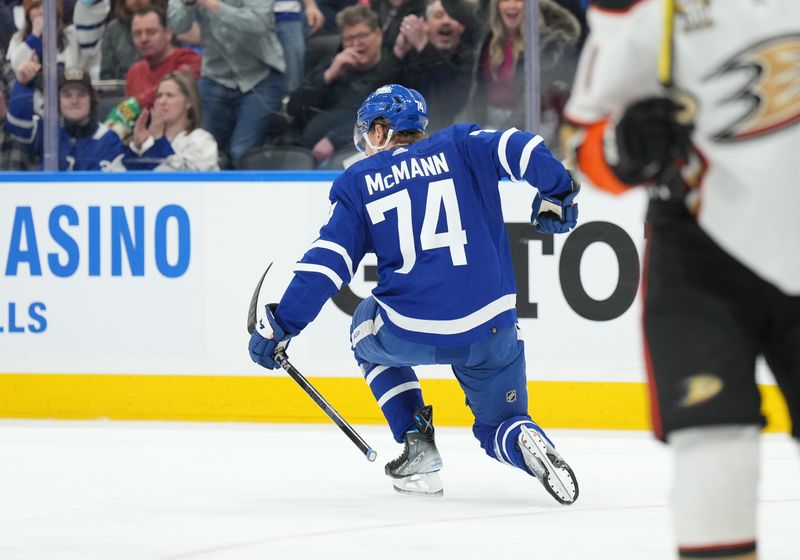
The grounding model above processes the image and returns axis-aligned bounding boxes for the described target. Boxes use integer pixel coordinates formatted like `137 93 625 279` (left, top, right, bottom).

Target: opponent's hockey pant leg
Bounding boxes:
670 425 759 559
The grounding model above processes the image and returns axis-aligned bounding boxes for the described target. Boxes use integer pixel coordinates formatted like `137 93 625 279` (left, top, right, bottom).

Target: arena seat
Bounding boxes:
236 145 316 170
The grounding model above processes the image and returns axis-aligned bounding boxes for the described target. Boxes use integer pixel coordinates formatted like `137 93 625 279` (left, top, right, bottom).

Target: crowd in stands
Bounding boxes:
0 0 586 171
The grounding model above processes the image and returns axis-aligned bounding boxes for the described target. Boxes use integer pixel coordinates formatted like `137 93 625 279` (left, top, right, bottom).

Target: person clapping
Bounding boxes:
122 71 219 170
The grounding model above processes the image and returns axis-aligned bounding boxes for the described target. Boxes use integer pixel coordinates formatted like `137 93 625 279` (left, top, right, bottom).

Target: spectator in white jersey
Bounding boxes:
6 0 107 79
561 1 800 559
249 84 581 503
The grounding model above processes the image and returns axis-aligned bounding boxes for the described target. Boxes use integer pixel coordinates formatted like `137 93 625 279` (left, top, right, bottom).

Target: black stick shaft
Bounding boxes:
275 351 377 462
247 263 376 462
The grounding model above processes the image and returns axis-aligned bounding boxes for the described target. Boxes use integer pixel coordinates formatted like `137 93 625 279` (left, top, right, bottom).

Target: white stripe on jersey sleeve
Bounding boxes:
497 128 521 181
293 263 344 289
519 135 544 179
309 239 354 280
373 293 517 335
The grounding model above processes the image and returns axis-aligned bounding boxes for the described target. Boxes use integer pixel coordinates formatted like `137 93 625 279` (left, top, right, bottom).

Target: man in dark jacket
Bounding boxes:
388 0 475 133
288 4 395 164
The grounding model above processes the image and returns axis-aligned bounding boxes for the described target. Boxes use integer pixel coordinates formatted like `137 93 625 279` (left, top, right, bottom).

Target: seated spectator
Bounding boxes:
168 0 285 169
288 4 394 165
105 5 201 140
6 63 124 170
276 0 325 96
389 0 474 133
100 0 157 80
371 0 425 55
6 0 107 79
122 71 218 170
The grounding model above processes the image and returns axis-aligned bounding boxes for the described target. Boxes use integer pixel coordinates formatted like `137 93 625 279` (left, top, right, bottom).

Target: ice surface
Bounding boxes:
0 421 797 560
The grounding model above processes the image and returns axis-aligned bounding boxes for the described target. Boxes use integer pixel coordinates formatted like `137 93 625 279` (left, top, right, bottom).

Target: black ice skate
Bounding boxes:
385 405 444 497
518 425 579 505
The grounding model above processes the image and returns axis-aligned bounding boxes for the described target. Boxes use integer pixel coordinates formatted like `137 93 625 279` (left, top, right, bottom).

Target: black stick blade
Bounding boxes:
247 262 273 334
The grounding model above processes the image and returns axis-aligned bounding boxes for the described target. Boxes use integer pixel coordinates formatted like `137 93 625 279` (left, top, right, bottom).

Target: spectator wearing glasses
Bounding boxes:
287 4 394 164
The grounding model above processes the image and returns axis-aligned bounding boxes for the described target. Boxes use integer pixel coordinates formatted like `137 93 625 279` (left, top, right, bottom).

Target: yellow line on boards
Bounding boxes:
0 374 790 433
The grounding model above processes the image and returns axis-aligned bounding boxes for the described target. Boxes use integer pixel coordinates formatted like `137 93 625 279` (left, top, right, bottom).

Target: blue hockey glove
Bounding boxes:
248 304 290 370
531 177 580 234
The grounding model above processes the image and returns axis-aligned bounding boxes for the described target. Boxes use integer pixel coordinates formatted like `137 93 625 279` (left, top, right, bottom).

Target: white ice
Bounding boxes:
0 421 797 560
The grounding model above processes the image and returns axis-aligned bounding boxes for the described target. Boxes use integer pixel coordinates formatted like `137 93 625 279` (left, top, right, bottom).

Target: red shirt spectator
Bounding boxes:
125 6 201 108
126 47 201 108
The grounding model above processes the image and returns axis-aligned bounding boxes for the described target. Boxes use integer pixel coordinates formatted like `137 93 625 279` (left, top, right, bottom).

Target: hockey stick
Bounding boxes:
247 264 377 462
658 0 698 125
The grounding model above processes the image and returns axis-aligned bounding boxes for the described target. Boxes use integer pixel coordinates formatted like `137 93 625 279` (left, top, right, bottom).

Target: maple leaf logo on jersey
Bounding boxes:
707 34 800 142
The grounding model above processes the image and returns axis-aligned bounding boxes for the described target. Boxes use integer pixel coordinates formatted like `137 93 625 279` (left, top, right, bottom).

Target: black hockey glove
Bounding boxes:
611 96 694 185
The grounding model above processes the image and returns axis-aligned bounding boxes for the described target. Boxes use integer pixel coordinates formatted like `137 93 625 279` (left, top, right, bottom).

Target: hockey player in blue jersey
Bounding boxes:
249 84 580 504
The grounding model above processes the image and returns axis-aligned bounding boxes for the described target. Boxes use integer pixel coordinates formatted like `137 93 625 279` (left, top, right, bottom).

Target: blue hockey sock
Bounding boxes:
362 364 423 442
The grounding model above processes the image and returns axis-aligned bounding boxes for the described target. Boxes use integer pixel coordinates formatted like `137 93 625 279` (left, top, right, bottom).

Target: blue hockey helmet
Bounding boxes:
353 84 429 153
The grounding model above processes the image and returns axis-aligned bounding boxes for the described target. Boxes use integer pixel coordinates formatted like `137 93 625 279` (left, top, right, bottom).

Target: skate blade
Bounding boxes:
519 426 579 505
391 472 444 497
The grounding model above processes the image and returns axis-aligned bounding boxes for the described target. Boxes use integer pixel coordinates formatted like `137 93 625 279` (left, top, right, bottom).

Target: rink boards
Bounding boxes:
0 172 789 431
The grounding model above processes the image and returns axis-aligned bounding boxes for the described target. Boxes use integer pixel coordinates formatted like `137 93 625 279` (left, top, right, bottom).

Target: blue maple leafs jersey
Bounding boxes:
276 123 572 347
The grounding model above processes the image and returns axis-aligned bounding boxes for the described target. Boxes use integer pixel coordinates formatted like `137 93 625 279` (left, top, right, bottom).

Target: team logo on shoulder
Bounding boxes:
679 374 723 407
706 34 800 141
676 0 712 31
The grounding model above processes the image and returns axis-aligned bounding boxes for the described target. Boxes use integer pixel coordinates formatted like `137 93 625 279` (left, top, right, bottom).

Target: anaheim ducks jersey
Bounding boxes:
563 0 800 294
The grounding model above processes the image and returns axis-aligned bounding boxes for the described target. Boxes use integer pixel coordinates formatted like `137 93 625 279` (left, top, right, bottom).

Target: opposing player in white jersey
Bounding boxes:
248 84 580 503
562 1 800 558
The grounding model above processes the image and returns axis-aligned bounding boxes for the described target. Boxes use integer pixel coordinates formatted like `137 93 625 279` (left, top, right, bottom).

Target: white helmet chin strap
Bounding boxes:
364 128 395 152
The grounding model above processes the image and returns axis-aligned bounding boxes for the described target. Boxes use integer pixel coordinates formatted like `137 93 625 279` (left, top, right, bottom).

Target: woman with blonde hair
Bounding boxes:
467 0 580 138
123 71 219 170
